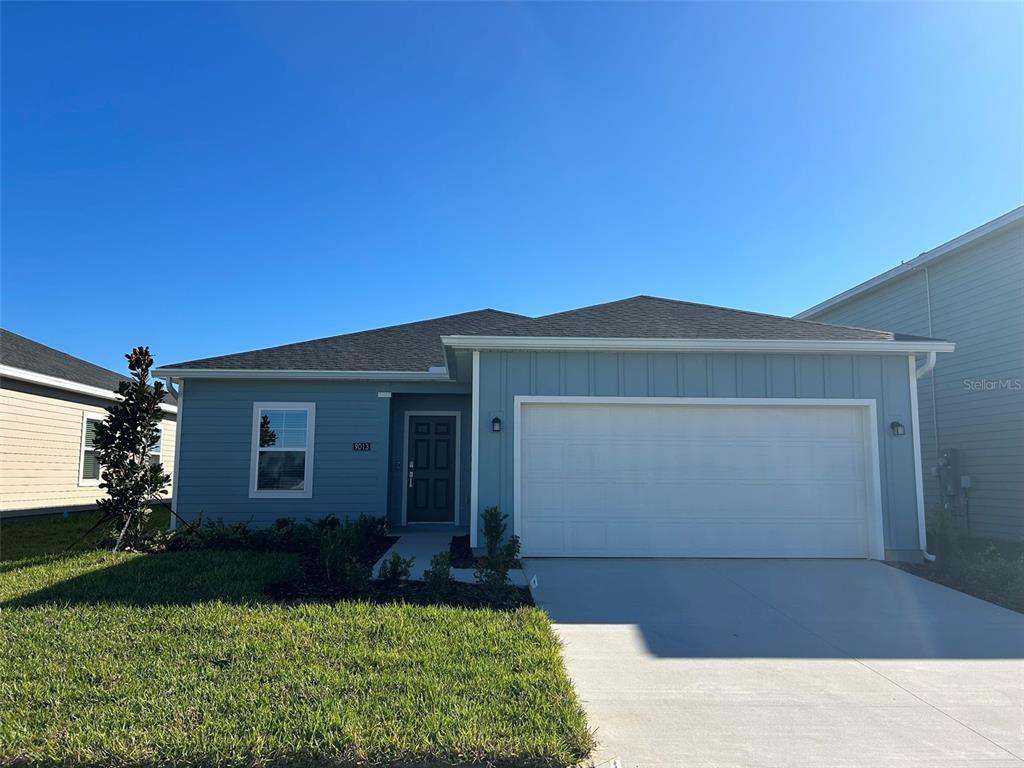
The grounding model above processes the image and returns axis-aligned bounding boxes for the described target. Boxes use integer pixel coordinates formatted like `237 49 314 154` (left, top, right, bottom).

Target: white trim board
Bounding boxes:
511 395 886 560
1 364 178 414
797 205 1024 318
400 411 461 526
470 350 481 549
441 336 954 354
248 402 316 499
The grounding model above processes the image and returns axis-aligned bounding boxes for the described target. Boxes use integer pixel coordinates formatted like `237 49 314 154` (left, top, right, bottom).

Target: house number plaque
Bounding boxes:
352 442 372 451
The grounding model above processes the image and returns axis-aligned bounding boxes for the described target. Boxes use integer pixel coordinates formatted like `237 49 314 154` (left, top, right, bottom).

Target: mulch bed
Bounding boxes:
449 534 477 568
264 534 532 610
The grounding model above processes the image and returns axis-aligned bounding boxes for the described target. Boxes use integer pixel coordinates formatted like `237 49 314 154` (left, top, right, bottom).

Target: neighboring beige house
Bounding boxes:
0 329 177 519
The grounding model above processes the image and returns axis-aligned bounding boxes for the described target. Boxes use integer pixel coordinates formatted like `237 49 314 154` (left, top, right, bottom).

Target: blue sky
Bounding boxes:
2 2 1021 373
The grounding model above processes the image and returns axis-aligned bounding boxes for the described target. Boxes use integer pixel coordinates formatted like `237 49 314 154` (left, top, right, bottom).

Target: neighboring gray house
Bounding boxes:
798 207 1023 541
155 296 953 562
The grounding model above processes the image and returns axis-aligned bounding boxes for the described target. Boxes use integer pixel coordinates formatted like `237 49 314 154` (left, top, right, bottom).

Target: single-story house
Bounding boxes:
155 296 954 561
798 207 1023 540
0 329 178 519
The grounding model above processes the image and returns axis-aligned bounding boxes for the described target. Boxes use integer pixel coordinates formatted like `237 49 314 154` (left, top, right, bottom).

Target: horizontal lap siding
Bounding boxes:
478 350 920 552
176 379 390 524
808 222 1024 539
0 380 176 518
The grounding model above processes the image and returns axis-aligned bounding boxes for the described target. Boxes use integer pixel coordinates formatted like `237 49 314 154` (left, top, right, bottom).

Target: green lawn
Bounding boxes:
0 506 171 562
0 518 593 767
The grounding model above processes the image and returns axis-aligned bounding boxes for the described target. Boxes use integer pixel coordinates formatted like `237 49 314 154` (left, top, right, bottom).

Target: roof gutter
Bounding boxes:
0 364 178 414
151 367 452 381
440 336 955 354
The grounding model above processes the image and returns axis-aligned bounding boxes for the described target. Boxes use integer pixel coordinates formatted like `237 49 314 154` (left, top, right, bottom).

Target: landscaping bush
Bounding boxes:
893 508 1024 614
475 507 521 594
424 550 453 597
378 551 415 585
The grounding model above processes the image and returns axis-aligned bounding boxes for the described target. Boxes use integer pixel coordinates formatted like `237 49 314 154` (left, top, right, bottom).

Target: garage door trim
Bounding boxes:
512 396 885 559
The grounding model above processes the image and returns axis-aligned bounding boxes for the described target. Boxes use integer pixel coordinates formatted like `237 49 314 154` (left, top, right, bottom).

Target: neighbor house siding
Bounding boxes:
174 378 470 525
476 350 922 554
0 378 177 518
807 222 1024 540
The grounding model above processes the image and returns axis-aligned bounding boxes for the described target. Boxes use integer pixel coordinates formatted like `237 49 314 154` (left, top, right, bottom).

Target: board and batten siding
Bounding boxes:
476 350 923 555
806 221 1024 540
174 378 471 525
0 379 176 518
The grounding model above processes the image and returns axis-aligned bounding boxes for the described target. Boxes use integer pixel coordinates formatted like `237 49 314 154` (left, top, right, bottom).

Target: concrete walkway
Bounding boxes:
526 558 1024 768
374 531 527 585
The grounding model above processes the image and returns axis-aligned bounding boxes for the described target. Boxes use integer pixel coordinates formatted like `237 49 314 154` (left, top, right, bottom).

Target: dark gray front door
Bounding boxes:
406 414 456 523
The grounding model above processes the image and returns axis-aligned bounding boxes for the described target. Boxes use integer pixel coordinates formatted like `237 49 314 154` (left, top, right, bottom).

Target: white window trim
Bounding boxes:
249 402 316 499
79 411 106 487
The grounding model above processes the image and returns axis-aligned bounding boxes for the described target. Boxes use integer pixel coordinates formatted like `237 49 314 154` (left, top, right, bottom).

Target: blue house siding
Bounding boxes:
386 393 472 528
176 378 469 525
476 350 922 554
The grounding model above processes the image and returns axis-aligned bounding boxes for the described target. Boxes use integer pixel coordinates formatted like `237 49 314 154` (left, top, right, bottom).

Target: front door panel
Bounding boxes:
406 415 456 523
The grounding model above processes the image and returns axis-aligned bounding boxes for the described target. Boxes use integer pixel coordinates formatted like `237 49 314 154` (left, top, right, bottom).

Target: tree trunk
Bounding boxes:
113 515 132 552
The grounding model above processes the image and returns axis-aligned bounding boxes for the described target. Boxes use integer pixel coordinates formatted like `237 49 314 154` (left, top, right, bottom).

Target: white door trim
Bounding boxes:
401 410 462 526
512 395 886 560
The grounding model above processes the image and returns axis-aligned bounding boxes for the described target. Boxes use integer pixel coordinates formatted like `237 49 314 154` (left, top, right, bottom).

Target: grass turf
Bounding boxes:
0 506 172 562
0 520 592 767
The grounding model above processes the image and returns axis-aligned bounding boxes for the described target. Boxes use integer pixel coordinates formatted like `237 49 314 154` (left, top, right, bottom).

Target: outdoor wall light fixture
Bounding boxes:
491 416 502 433
890 421 906 436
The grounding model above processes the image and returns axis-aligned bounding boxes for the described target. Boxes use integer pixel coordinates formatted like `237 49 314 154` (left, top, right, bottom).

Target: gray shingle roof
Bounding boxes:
480 296 937 342
161 309 528 371
160 297 943 373
0 329 176 403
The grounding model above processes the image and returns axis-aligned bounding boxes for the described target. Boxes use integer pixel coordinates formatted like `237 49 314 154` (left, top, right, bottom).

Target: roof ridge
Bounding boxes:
630 295 906 338
158 308 529 370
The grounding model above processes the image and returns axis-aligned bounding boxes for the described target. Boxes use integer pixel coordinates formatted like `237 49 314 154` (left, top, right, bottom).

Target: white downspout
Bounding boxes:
909 355 936 561
916 350 937 380
164 377 183 531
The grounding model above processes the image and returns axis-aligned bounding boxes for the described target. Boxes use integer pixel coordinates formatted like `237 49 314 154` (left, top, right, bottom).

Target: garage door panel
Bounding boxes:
526 439 865 482
519 401 875 558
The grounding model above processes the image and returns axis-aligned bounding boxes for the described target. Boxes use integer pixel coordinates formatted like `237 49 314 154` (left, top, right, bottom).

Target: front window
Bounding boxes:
250 403 315 497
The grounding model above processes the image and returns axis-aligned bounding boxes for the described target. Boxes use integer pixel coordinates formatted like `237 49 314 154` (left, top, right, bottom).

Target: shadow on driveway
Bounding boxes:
525 558 1024 659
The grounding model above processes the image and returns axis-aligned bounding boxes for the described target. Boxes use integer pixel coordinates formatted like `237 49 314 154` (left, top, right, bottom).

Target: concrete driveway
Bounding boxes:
525 559 1024 768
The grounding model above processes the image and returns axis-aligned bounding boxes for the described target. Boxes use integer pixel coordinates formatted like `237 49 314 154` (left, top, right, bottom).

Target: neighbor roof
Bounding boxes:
159 309 527 372
156 297 948 376
0 329 176 404
796 205 1024 319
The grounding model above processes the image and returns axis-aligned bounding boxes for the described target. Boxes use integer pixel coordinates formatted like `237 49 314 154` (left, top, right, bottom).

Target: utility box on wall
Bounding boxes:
938 448 961 499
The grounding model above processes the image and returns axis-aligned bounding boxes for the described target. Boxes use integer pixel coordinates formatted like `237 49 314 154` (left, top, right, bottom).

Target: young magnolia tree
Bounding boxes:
93 347 170 551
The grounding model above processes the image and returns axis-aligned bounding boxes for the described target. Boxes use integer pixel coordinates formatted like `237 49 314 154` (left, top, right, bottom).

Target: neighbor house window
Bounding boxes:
79 413 105 485
150 428 162 469
249 403 315 498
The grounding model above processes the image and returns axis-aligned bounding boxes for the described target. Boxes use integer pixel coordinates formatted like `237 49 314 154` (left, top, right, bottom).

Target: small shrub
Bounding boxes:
319 527 371 591
378 551 415 585
475 507 521 592
424 551 453 596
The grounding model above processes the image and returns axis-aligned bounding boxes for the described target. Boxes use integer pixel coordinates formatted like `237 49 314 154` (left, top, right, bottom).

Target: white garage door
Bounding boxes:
517 399 882 559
